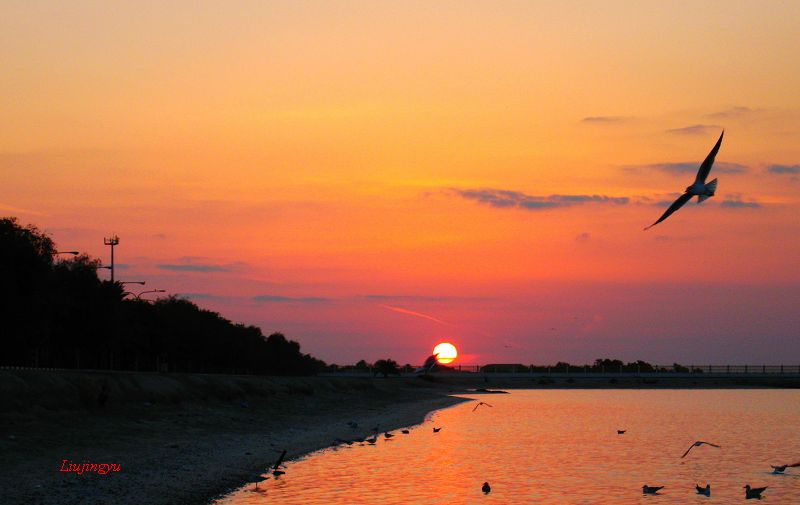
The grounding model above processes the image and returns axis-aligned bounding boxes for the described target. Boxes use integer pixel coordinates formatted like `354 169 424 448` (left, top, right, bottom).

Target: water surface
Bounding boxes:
215 390 800 504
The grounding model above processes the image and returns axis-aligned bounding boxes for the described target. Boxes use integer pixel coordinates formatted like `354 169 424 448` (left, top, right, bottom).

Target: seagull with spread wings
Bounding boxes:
472 401 493 412
681 440 721 458
644 131 724 230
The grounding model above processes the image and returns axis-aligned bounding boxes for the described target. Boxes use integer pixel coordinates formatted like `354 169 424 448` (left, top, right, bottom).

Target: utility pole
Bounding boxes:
103 235 119 282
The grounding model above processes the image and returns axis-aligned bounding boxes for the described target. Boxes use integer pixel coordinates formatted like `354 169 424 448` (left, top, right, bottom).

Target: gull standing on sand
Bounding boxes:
472 402 493 412
681 440 721 458
272 449 287 477
642 485 664 494
644 131 724 230
696 484 711 496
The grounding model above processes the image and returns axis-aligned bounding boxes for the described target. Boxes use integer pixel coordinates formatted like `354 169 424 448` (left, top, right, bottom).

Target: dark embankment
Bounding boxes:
0 370 467 505
418 372 800 389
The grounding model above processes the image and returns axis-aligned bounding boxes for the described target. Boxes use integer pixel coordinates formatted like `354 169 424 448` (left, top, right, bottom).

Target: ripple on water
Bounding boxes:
214 390 800 505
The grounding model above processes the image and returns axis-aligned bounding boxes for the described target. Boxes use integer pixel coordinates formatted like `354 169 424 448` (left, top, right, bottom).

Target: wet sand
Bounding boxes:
0 371 467 505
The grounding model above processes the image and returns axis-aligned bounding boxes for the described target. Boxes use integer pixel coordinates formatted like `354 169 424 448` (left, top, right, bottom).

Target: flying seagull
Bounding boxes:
644 130 724 230
770 462 800 473
681 440 721 458
472 401 493 412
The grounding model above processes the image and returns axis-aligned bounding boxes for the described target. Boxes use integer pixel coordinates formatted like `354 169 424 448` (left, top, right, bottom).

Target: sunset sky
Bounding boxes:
2 1 799 365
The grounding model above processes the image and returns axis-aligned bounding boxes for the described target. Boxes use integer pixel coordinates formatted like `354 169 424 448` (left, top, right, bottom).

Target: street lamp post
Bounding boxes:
135 289 166 301
103 235 119 282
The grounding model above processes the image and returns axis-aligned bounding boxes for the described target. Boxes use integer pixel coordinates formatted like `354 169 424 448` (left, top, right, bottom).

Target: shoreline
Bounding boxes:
0 371 469 505
2 369 797 504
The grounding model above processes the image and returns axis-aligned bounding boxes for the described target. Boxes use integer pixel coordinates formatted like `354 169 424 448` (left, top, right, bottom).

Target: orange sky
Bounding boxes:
2 1 799 364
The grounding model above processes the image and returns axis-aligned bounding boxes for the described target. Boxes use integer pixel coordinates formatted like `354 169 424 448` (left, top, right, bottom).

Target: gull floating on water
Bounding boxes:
401 429 410 434
482 482 491 494
771 462 800 473
642 485 664 494
644 130 724 230
696 484 711 496
433 427 442 433
681 440 721 458
617 430 626 435
744 484 767 499
384 432 394 439
472 402 493 412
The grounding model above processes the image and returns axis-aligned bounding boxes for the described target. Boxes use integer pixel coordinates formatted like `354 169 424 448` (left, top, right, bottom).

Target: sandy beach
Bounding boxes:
0 371 467 505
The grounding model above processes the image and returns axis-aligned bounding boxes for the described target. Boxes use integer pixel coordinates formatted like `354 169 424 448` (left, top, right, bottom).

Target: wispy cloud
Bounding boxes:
720 195 762 209
654 234 707 242
158 263 230 272
378 304 452 325
364 294 494 302
451 188 628 210
581 116 630 124
156 257 246 273
179 292 229 301
253 295 330 303
0 201 46 216
705 106 753 119
666 124 721 135
766 164 800 174
629 161 747 175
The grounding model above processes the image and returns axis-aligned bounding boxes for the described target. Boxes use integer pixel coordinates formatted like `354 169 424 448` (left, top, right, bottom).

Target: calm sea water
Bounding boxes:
214 390 800 504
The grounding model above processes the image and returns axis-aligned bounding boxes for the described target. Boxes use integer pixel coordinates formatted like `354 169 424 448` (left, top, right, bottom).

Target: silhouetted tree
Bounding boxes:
0 216 326 375
373 359 400 378
1 217 56 365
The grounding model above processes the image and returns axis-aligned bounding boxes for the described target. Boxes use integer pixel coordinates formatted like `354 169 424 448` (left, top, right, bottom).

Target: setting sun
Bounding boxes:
433 343 458 364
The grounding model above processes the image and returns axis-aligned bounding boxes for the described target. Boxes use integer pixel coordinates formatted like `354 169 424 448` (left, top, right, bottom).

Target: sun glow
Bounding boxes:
433 342 458 364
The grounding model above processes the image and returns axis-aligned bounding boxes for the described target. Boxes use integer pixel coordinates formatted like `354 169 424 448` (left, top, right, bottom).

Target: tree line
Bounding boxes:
1 217 326 375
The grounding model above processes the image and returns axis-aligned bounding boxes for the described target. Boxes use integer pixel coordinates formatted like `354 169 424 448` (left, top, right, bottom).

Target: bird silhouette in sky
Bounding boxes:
681 440 721 458
644 131 724 230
